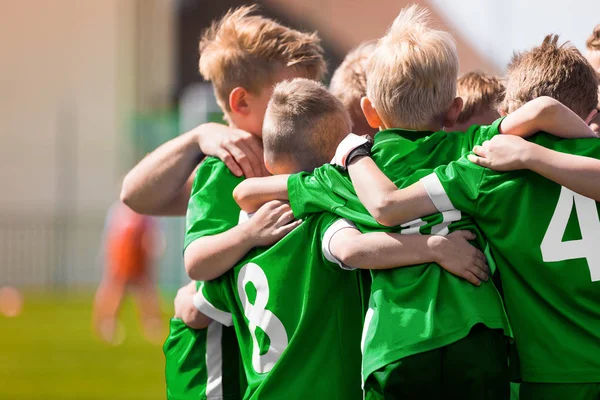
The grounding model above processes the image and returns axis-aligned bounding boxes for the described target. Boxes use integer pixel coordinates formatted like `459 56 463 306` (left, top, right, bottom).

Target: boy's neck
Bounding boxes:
382 122 443 132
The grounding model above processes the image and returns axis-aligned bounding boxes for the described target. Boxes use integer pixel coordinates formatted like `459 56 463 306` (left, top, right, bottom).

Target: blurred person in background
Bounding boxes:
586 24 600 134
454 71 505 132
92 201 163 344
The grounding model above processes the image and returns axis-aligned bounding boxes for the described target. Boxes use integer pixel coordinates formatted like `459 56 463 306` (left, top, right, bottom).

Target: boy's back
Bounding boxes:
288 121 512 382
194 212 365 400
429 133 600 383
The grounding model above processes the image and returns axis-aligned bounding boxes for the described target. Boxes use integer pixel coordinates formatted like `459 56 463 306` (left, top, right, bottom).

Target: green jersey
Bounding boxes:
425 133 600 383
173 157 246 398
185 157 244 251
287 120 512 380
163 317 245 399
192 213 366 400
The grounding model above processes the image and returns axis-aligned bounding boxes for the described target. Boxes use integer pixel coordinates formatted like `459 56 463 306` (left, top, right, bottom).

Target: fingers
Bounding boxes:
275 219 303 238
467 154 491 168
472 144 488 158
276 210 296 227
242 136 267 177
223 141 256 178
452 230 476 241
216 149 243 177
470 260 489 282
463 271 481 287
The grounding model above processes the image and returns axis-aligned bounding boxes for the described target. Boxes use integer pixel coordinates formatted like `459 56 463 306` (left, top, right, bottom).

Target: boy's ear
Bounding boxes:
585 108 599 125
498 108 508 117
229 87 251 116
264 159 274 175
442 97 463 128
361 97 384 129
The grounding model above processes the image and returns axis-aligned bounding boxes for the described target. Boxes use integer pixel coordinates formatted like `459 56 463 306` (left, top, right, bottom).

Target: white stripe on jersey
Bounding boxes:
205 322 224 399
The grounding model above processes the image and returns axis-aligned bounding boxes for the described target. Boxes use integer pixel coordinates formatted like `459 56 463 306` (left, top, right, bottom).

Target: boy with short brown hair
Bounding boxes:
329 41 378 136
455 71 504 131
164 6 327 400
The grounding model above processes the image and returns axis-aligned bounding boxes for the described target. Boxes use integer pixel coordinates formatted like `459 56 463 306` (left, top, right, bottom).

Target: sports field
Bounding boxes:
0 291 173 400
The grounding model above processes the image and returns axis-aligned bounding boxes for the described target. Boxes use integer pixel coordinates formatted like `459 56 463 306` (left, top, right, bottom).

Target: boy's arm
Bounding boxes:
499 96 596 139
347 156 436 226
326 222 489 286
121 123 266 216
174 281 212 329
233 175 290 212
469 134 600 201
184 200 301 280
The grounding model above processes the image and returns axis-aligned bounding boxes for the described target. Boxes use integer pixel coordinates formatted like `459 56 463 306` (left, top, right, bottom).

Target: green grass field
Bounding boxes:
0 290 174 400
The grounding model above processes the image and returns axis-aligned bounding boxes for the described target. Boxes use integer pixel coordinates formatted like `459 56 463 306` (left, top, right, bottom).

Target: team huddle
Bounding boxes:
121 5 600 400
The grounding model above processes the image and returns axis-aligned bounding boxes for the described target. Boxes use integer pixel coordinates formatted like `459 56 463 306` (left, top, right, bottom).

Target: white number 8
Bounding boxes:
541 187 600 281
238 263 288 373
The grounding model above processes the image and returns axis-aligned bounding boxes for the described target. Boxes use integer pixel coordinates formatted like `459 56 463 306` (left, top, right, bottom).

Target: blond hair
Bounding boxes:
263 78 351 171
330 41 376 131
586 24 600 51
199 5 326 112
366 5 458 129
504 35 599 118
456 71 505 124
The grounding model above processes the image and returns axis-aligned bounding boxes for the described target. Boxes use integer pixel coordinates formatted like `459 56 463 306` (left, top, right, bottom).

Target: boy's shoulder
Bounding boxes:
193 156 244 190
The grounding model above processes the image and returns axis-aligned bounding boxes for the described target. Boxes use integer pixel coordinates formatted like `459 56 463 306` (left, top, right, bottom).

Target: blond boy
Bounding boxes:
454 71 504 131
329 41 378 136
162 6 326 400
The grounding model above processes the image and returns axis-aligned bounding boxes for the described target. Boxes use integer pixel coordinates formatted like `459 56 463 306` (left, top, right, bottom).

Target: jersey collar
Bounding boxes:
374 128 434 144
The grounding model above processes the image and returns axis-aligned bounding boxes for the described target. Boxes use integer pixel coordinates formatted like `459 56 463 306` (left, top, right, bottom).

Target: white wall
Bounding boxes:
429 0 598 70
0 0 137 219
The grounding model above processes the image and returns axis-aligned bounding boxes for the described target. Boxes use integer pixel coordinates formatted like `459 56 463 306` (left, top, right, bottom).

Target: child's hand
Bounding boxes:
195 123 269 178
468 135 532 171
174 281 210 329
430 231 489 286
243 200 302 247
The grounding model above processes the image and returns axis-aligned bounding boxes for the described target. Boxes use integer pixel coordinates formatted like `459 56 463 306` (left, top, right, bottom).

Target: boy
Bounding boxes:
342 35 600 400
234 9 595 400
161 6 327 400
191 78 490 399
454 71 504 131
329 41 378 136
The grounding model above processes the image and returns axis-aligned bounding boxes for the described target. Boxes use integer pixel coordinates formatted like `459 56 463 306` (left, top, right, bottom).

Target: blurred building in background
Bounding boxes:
1 0 597 290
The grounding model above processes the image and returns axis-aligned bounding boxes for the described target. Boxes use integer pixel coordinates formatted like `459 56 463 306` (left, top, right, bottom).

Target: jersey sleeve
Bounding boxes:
287 166 349 219
287 165 380 227
321 218 359 271
184 158 244 250
463 116 505 150
193 280 233 327
420 156 486 216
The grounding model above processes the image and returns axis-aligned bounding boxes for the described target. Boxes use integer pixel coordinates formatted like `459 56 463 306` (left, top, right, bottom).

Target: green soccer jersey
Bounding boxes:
163 317 245 399
175 156 247 398
424 133 600 383
287 120 512 380
192 213 366 400
185 157 244 251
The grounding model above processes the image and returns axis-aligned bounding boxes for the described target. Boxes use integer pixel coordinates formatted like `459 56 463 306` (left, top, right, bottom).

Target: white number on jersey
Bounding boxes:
541 187 600 282
237 263 288 373
401 210 462 236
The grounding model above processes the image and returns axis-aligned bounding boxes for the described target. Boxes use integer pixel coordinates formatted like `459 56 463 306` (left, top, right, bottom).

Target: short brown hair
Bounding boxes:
199 5 326 112
504 35 599 118
456 71 505 124
329 41 376 130
263 79 351 172
586 24 600 51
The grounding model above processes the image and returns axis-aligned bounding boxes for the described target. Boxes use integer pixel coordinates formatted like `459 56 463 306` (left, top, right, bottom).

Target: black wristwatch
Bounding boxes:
346 140 373 166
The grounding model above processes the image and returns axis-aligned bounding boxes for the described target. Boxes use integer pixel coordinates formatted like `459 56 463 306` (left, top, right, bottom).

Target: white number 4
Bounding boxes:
541 187 600 281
